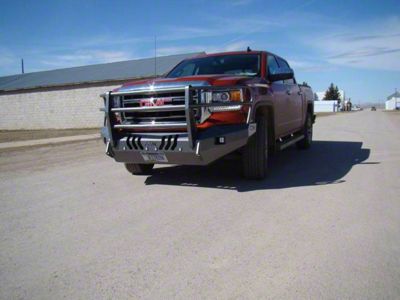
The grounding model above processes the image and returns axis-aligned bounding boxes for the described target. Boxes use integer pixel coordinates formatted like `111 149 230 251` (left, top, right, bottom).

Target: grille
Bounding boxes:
120 90 199 125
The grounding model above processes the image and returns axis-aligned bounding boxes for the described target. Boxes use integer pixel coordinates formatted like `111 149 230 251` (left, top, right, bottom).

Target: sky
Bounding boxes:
0 0 399 103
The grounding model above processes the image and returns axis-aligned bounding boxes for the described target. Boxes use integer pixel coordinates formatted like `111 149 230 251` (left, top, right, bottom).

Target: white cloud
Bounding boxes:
224 41 251 52
158 16 280 42
156 40 252 57
288 59 334 72
40 50 134 68
310 16 400 71
230 0 253 6
156 46 206 57
0 48 17 68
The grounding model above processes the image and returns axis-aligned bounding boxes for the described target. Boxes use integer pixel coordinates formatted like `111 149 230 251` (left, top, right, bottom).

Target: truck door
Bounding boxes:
266 55 290 137
276 57 303 131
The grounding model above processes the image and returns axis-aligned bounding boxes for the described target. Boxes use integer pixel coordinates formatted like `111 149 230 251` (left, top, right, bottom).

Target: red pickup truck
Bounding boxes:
101 50 315 179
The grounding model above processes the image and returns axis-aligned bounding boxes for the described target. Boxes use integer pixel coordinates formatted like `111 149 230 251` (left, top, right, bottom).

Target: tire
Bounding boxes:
124 163 154 175
296 113 313 149
242 117 268 179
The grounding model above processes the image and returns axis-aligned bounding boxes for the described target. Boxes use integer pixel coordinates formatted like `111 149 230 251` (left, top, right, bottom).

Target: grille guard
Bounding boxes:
101 85 252 149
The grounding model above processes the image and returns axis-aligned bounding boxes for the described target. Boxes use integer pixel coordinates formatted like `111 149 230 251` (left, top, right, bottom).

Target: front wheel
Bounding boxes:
296 113 313 149
242 117 268 179
125 163 154 175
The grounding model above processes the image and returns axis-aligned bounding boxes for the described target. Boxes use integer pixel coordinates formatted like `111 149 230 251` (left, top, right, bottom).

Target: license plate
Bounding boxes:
141 152 168 163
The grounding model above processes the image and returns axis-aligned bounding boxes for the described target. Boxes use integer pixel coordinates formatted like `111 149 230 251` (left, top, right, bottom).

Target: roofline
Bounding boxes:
0 52 204 79
0 52 205 93
179 50 286 62
0 75 158 95
183 50 265 59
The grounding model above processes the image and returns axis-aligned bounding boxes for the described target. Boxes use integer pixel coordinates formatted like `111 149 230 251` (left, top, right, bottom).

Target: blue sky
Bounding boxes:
1 0 399 103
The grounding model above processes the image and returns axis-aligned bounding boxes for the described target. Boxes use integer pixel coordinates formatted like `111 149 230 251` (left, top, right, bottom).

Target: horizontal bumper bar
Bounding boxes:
114 123 187 129
110 86 187 96
189 102 251 108
111 105 185 113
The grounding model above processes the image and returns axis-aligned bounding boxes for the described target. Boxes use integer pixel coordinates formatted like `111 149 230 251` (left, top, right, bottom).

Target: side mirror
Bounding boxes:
268 68 294 82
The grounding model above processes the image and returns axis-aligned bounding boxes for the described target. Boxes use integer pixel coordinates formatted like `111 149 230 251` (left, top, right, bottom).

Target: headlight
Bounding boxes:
203 90 243 104
212 92 230 102
202 89 243 113
111 96 121 108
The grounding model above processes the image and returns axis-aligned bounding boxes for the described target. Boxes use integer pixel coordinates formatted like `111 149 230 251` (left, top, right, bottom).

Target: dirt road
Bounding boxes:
1 111 399 299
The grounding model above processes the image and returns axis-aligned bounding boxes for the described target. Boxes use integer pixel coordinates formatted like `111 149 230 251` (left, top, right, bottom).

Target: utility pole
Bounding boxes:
21 58 24 74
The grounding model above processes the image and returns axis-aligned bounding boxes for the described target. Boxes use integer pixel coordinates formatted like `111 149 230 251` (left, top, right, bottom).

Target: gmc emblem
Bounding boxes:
140 97 172 107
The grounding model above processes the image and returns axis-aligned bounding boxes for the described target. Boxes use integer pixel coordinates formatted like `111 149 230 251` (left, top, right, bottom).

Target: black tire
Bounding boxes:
242 117 268 179
296 113 313 149
125 163 154 175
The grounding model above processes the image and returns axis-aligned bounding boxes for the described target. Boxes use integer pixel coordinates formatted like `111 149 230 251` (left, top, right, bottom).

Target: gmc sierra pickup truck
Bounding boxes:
100 50 314 179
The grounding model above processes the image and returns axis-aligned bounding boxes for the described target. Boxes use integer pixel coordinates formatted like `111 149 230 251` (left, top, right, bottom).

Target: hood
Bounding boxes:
115 75 253 92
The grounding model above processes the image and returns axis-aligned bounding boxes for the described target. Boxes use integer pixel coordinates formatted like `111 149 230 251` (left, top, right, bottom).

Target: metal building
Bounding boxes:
0 52 202 129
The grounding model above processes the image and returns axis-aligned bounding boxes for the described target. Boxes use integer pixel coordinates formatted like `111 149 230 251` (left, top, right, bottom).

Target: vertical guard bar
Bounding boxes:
184 86 195 148
105 91 115 146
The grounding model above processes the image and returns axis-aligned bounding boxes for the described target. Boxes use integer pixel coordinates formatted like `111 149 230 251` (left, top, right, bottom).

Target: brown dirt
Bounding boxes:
0 128 100 143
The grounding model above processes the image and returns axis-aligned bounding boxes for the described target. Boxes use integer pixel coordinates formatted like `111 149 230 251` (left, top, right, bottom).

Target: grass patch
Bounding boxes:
315 112 337 117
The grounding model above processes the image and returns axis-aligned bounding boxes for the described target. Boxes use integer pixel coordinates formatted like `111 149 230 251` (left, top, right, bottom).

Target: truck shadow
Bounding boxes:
144 141 373 192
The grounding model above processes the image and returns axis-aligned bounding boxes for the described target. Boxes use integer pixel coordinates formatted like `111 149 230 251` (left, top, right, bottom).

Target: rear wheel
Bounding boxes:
242 117 268 179
296 113 313 149
125 163 154 175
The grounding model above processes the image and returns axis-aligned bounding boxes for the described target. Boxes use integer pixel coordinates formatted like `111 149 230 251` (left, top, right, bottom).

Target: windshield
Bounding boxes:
166 54 260 78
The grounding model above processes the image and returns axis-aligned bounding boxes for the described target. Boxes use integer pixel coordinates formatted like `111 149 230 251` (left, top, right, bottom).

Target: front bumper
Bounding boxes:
105 124 256 165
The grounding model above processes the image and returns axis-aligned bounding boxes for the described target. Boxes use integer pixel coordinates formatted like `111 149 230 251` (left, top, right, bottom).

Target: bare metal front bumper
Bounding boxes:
108 124 256 165
101 85 255 166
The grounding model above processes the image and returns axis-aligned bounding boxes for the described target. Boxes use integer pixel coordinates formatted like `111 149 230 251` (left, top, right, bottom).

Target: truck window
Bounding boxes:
167 54 260 78
276 57 295 84
267 55 280 75
276 57 290 69
174 63 196 77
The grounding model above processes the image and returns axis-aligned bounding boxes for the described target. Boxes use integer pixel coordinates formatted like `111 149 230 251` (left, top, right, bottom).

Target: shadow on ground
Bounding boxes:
144 141 374 192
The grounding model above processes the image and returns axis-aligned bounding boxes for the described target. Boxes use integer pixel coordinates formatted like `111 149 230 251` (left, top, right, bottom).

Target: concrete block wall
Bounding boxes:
0 84 120 129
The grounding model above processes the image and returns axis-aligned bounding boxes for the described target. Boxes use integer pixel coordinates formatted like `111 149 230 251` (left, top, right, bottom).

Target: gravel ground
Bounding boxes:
0 111 399 299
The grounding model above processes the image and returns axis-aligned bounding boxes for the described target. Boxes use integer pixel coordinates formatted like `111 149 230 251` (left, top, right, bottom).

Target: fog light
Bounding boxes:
215 136 225 145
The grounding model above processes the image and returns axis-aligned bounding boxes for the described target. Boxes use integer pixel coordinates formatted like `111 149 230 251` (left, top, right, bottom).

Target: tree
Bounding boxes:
323 83 341 102
314 93 319 101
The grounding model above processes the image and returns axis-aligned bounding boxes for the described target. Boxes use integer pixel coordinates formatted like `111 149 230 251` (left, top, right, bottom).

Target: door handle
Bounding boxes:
298 91 303 95
286 90 291 95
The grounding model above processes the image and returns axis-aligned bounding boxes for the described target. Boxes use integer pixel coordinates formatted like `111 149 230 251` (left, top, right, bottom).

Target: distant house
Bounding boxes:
316 89 346 111
385 91 400 110
314 100 339 113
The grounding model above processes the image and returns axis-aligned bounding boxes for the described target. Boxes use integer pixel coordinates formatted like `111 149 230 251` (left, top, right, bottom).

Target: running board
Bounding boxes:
277 134 304 150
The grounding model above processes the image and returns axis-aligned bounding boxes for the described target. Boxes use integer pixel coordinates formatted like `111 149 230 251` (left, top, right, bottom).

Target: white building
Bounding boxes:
385 91 400 110
314 100 339 113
